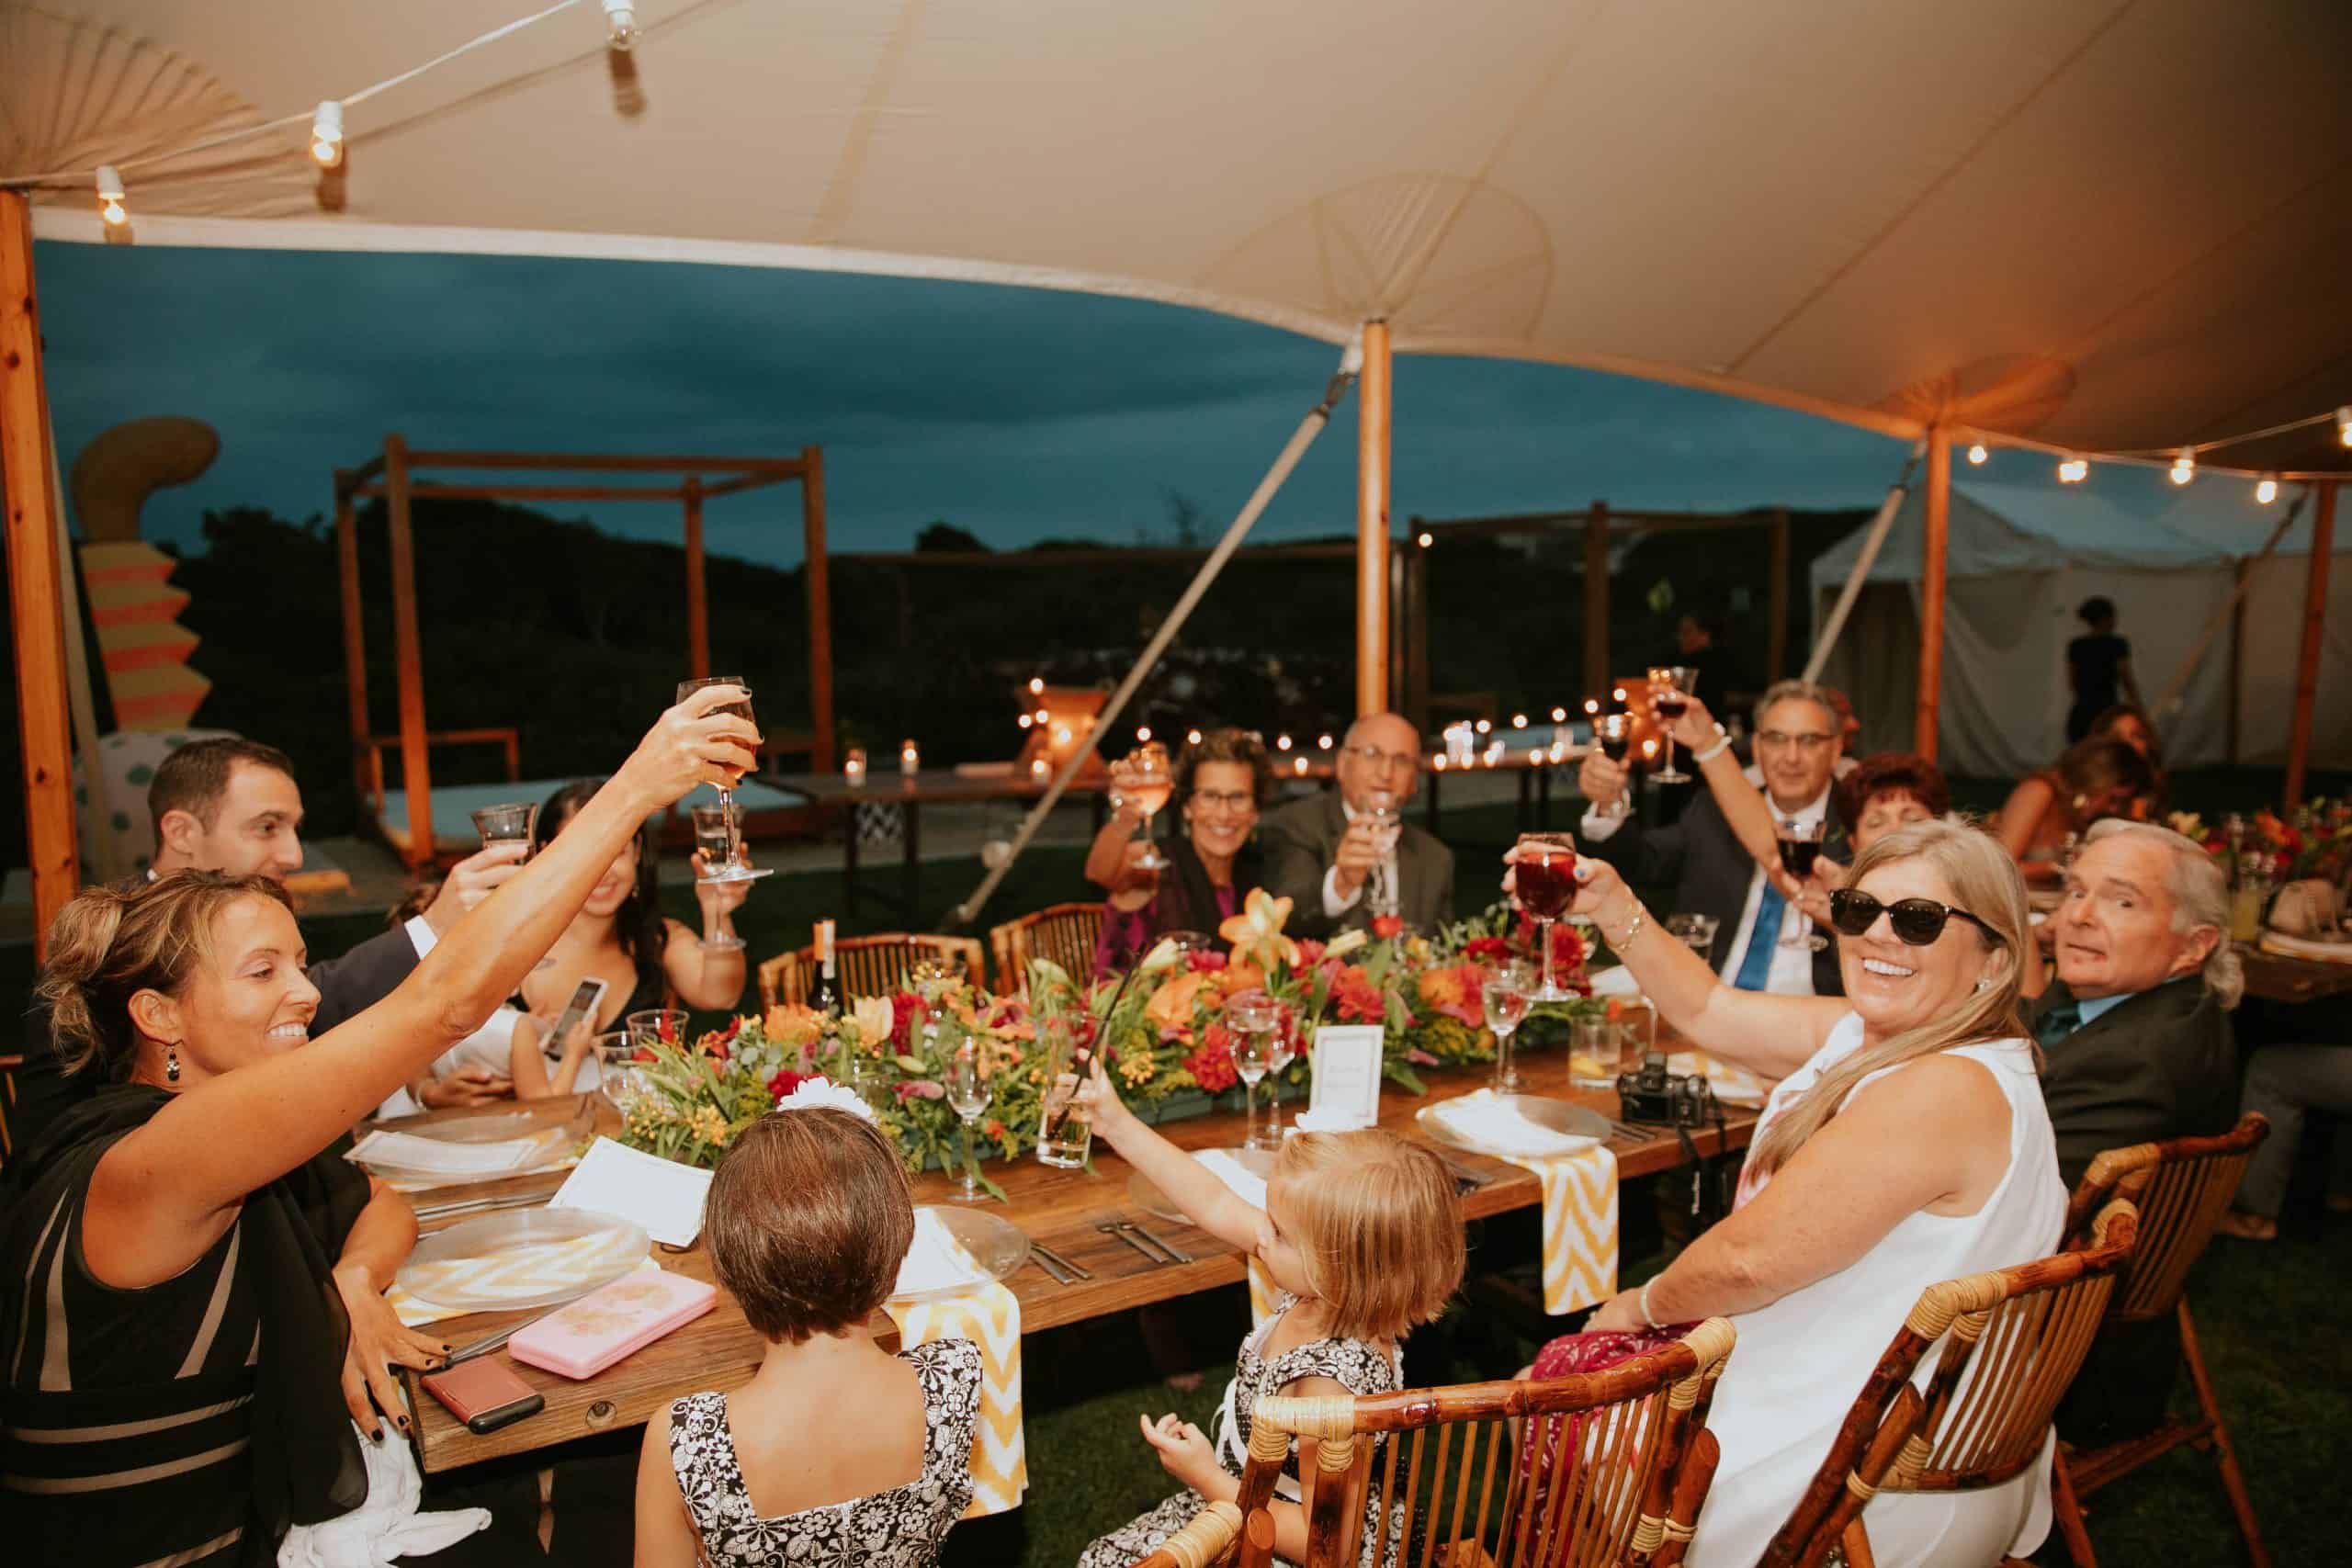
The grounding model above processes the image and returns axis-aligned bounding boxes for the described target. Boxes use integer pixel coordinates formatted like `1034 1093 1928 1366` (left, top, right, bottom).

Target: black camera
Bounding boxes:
1614 1054 1716 1127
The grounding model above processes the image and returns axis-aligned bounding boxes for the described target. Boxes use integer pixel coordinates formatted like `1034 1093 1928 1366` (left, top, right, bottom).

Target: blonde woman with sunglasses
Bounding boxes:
1503 818 2064 1567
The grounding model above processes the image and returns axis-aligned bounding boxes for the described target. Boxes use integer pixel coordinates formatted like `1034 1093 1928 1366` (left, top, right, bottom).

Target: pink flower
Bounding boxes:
895 1079 946 1101
1407 1048 1440 1066
1185 950 1229 973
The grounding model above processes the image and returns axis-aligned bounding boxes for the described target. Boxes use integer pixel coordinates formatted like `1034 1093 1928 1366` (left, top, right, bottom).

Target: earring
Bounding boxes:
164 1044 182 1083
1974 977 1991 993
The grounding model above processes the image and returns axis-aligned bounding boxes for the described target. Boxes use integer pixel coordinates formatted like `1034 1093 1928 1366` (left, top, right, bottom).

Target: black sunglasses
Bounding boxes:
1827 888 2001 947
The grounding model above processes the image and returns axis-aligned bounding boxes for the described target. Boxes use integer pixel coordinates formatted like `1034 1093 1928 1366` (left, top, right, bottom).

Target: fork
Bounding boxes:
1029 1241 1091 1281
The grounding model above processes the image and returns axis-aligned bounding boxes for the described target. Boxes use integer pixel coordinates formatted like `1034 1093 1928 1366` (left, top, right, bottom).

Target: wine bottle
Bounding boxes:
810 919 841 1015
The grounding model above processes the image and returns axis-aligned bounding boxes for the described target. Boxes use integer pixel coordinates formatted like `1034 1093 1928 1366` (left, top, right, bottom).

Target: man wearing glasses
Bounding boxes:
1578 679 1848 996
1261 713 1455 938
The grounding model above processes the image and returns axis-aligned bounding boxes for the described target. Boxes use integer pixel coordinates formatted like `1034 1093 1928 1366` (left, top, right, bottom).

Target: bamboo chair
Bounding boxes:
1126 1500 1244 1568
756 932 987 1010
2050 1114 2270 1567
1758 1201 2140 1568
989 901 1106 995
1231 1318 1736 1568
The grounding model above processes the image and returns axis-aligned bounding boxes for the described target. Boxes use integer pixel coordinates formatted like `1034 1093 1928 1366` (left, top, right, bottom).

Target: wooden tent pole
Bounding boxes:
1 190 79 951
800 446 835 773
683 477 709 681
1913 429 1951 761
384 434 434 870
335 478 370 804
1584 501 1611 699
1355 321 1392 716
1768 506 1791 681
2285 479 2337 808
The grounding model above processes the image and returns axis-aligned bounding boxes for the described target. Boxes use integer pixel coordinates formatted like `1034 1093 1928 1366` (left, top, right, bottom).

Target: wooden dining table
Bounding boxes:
390 1039 1755 1475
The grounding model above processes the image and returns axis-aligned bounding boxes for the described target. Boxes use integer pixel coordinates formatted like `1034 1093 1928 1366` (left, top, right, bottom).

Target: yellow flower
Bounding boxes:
1118 1049 1157 1088
1219 887 1300 971
852 995 895 1043
763 1004 823 1050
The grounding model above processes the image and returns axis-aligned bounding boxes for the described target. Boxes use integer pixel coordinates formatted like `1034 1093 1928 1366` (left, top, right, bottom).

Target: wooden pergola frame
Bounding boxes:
331 438 831 870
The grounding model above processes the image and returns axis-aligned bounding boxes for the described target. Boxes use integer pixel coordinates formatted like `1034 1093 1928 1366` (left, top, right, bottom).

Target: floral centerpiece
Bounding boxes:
2172 802 2352 886
615 888 1609 1177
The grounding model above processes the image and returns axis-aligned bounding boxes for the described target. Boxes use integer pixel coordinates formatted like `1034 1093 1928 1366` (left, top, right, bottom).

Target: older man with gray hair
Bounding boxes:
2032 818 2240 1190
2034 817 2241 1447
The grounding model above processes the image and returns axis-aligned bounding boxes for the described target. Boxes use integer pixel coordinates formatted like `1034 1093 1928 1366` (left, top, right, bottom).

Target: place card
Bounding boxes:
549 1137 713 1247
1304 1025 1383 1131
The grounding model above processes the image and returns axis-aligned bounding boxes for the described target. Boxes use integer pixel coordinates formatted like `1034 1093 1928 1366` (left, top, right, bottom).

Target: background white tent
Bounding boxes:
1810 480 2352 777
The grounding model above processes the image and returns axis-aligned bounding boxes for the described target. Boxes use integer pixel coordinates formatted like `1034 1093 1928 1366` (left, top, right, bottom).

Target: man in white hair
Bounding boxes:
2033 818 2241 1189
2032 817 2240 1447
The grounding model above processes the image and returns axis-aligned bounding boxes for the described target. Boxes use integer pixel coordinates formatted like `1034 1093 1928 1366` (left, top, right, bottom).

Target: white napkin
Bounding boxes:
1195 1149 1269 1211
346 1129 547 1179
276 1420 490 1568
1429 1089 1596 1159
1288 1105 1374 1134
894 1210 984 1296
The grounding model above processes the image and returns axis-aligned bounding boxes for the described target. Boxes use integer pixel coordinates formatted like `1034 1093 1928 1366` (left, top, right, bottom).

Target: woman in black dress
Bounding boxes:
0 690 752 1566
2066 596 2143 742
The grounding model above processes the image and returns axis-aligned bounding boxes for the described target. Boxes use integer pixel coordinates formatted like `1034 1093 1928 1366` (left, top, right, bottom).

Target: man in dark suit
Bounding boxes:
1577 680 1847 996
1261 712 1454 937
2033 818 2239 1444
13 738 518 1149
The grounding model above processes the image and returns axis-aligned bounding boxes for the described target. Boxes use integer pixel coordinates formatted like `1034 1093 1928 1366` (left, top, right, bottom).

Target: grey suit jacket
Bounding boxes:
2032 977 2238 1190
1259 791 1455 939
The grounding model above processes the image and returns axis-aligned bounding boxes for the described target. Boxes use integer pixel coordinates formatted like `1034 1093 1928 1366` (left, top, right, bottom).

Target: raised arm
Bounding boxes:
1512 852 1841 1081
88 689 755 1276
1076 1055 1267 1253
664 914 747 1011
1668 696 1785 877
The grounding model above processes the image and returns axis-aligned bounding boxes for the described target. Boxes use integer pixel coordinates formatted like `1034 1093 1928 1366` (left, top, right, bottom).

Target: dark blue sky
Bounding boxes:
32 241 1941 565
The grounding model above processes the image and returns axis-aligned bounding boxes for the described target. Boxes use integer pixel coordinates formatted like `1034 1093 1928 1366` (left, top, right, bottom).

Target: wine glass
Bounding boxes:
471 802 555 968
689 804 750 951
1478 960 1533 1093
1226 992 1282 1152
1665 913 1721 967
1594 712 1635 821
675 676 769 885
1261 999 1298 1141
1514 832 1580 1001
1647 667 1698 784
1123 741 1174 871
1364 788 1403 919
943 1046 992 1203
1776 818 1827 951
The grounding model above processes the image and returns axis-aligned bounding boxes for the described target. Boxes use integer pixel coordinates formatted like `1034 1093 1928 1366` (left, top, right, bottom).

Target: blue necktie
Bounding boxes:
1731 877 1786 991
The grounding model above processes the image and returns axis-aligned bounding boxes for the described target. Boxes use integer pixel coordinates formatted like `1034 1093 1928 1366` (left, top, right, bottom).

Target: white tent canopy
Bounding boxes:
7 0 2352 472
1810 480 2352 777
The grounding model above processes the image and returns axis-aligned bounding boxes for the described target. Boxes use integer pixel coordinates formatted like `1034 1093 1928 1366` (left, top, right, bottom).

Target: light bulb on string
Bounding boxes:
2169 449 2195 487
1510 713 1527 728
95 165 127 228
2057 455 2088 485
1550 706 1567 723
1136 727 1151 744
310 101 345 167
1416 532 1433 548
600 0 639 50
1317 734 1333 750
1966 443 1989 466
1186 728 1203 746
2256 475 2279 505
1275 734 1293 751
2338 406 2351 448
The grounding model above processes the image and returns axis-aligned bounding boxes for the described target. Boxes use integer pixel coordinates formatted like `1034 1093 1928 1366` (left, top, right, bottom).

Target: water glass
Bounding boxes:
626 1008 691 1055
1478 961 1533 1093
1034 1017 1094 1169
943 1048 992 1202
1571 1018 1623 1089
1226 992 1283 1151
1262 1011 1298 1140
1665 912 1721 967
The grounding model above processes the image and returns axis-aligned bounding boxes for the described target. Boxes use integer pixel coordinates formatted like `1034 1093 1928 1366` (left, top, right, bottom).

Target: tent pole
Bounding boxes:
1801 454 1918 684
1913 430 1951 761
800 446 835 773
1 190 79 953
1355 321 1392 716
335 477 369 807
1584 501 1611 698
384 433 434 871
683 477 708 681
1768 507 1791 681
2285 479 2338 808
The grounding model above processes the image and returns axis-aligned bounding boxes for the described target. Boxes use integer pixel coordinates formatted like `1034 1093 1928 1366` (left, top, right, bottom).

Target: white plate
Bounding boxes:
889 1206 1030 1303
396 1207 650 1313
1128 1146 1273 1225
1416 1094 1610 1158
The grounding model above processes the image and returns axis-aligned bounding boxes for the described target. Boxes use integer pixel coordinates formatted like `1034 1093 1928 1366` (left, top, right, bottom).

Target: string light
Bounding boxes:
1431 754 1448 772
1475 718 1491 735
1016 713 1034 729
95 166 126 227
2168 448 2195 487
2057 456 2088 484
309 102 345 167
2256 475 2279 505
1416 532 1433 548
1186 728 1203 745
1966 443 1989 465
1317 734 1334 750
1551 706 1567 723
1027 677 1044 694
2339 407 2352 448
1275 734 1293 750
1136 726 1151 743
600 0 640 51
1510 713 1527 728
1033 707 1048 725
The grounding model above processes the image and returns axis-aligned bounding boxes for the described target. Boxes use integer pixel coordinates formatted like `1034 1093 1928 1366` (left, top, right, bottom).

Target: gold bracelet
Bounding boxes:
1608 897 1647 950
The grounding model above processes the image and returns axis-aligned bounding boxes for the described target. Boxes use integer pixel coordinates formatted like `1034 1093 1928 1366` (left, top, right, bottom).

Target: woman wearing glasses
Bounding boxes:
1085 728 1272 975
1506 819 2063 1567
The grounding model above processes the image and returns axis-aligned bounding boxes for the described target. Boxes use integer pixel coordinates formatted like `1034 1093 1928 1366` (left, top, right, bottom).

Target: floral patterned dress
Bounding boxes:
1077 1296 1406 1568
666 1337 980 1567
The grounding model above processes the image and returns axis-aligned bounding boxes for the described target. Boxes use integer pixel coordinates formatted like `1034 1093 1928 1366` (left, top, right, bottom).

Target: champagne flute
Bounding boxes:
1647 666 1698 784
1479 960 1533 1093
1364 787 1403 920
943 1046 992 1203
471 802 555 969
675 676 770 885
1262 1003 1297 1141
1776 818 1826 950
1124 741 1173 872
1514 832 1579 1001
689 804 749 951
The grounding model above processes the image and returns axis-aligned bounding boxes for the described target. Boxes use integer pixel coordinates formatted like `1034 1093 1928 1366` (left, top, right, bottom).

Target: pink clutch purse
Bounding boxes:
508 1268 718 1380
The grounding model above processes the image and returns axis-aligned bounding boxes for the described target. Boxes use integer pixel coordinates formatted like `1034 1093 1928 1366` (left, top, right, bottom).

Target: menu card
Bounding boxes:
549 1137 712 1247
1303 1025 1383 1131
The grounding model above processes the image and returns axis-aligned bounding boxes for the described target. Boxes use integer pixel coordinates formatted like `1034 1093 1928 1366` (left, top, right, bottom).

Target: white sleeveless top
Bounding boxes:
1688 1015 2065 1568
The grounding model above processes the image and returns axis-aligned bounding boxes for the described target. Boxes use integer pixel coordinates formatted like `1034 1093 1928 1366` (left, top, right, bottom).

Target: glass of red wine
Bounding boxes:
1646 666 1698 784
1777 818 1828 950
675 677 773 886
1514 832 1580 1001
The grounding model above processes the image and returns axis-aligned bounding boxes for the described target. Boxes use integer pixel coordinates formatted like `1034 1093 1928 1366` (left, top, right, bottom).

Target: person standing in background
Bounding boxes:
2066 596 2142 742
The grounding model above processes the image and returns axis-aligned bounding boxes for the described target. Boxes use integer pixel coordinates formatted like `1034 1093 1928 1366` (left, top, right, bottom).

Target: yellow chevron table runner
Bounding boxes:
387 1240 654 1328
1426 1089 1620 1314
885 1282 1027 1517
